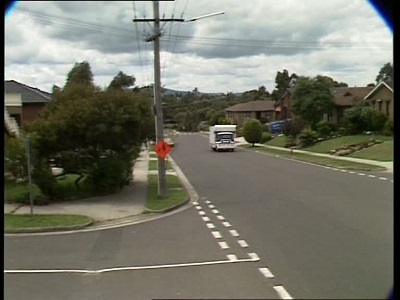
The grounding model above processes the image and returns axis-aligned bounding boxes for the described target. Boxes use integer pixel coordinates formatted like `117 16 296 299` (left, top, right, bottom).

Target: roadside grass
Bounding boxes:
303 134 393 154
5 174 93 205
148 159 174 171
264 135 287 147
5 214 92 230
241 145 386 171
146 174 188 212
5 181 42 204
348 140 393 161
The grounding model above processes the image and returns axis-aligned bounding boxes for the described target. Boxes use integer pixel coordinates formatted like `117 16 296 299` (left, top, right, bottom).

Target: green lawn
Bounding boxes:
148 159 174 171
5 214 93 230
348 140 393 161
264 135 287 147
5 181 42 204
241 145 386 171
146 174 188 211
303 134 393 154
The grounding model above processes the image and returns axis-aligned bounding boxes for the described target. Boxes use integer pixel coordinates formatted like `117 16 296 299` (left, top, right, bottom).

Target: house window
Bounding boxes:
377 100 382 112
386 101 390 117
244 112 251 118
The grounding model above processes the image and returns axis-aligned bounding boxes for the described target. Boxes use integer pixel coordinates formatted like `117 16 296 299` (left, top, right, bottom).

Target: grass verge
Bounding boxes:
146 174 188 212
348 140 393 161
148 159 174 171
241 145 386 171
5 214 93 230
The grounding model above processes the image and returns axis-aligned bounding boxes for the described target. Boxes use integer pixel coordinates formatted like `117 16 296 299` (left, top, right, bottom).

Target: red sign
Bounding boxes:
154 140 172 159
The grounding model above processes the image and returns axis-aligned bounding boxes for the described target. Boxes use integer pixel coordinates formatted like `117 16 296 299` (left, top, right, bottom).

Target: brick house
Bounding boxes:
274 85 391 124
363 81 393 121
4 80 52 135
225 100 277 126
327 86 374 123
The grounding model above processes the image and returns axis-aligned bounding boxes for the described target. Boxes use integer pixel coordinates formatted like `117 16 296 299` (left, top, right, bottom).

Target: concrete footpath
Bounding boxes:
4 138 393 233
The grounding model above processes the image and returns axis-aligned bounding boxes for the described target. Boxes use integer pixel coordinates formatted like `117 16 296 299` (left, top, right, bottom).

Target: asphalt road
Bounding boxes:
4 133 393 299
5 201 279 299
169 133 393 299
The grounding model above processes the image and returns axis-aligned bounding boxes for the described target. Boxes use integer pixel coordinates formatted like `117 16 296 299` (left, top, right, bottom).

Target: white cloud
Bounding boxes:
5 0 392 94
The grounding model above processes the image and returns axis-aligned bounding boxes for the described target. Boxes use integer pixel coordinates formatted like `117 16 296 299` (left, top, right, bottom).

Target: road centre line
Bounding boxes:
206 223 215 229
212 231 222 238
202 216 210 222
259 267 274 278
229 229 239 237
217 215 225 220
4 257 260 275
195 206 202 210
219 241 229 249
212 209 220 214
238 240 249 248
273 285 294 299
222 221 231 227
198 211 205 215
209 204 215 209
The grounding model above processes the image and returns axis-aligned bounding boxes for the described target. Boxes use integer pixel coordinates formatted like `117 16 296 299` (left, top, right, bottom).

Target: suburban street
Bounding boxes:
5 133 393 299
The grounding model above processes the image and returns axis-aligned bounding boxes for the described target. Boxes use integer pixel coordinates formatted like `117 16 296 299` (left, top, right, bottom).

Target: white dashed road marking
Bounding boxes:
358 173 366 176
227 254 238 261
259 267 274 278
217 215 225 220
218 241 229 249
248 253 260 260
212 209 220 214
202 216 210 222
222 221 231 227
198 211 205 216
206 223 215 229
379 177 388 180
212 231 222 239
209 204 215 209
274 285 294 299
238 240 249 248
229 229 239 237
195 206 202 210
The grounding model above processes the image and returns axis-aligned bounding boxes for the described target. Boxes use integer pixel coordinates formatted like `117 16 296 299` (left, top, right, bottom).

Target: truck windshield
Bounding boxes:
216 133 233 141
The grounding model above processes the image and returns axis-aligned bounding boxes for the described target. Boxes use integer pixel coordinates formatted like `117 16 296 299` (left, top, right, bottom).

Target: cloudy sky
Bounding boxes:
5 0 392 94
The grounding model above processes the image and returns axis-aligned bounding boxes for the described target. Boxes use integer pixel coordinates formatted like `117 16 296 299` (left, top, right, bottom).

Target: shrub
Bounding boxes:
382 119 393 136
260 132 272 144
85 156 129 194
32 160 58 201
5 137 28 181
371 111 388 132
243 118 263 146
315 121 337 138
299 127 318 147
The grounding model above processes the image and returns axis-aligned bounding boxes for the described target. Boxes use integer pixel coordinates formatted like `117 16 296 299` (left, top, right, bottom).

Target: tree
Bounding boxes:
271 69 298 100
376 62 393 85
64 61 95 90
243 118 263 146
291 76 335 128
108 71 136 91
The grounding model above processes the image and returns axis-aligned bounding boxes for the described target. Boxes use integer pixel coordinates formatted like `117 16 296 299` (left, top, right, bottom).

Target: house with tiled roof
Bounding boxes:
4 80 52 136
225 100 277 126
363 81 393 121
326 86 374 123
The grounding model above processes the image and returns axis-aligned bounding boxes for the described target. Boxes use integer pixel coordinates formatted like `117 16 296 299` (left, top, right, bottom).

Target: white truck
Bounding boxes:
209 125 237 152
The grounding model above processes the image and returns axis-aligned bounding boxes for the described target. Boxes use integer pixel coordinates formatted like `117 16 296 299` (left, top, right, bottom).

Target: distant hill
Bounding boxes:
161 88 241 97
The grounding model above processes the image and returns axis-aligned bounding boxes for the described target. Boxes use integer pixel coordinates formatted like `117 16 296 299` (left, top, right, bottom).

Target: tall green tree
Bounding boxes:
271 69 298 100
291 76 335 128
375 62 393 85
243 118 263 146
64 61 95 90
108 71 136 91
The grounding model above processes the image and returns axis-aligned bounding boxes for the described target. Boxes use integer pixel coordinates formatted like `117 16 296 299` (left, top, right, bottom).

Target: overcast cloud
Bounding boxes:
5 0 392 93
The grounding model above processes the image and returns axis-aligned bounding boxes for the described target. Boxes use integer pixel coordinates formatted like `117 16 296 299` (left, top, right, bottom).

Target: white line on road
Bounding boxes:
227 254 238 261
209 204 215 209
195 206 202 210
212 209 220 214
219 241 229 249
206 223 215 229
368 174 376 178
248 253 259 260
238 240 249 248
217 215 225 220
198 211 205 215
259 267 274 278
340 169 347 172
358 173 366 176
274 285 293 299
229 229 239 237
379 177 388 180
192 202 198 205
4 258 258 274
205 200 211 204
349 171 355 174
202 216 210 222
222 221 231 227
212 231 222 238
